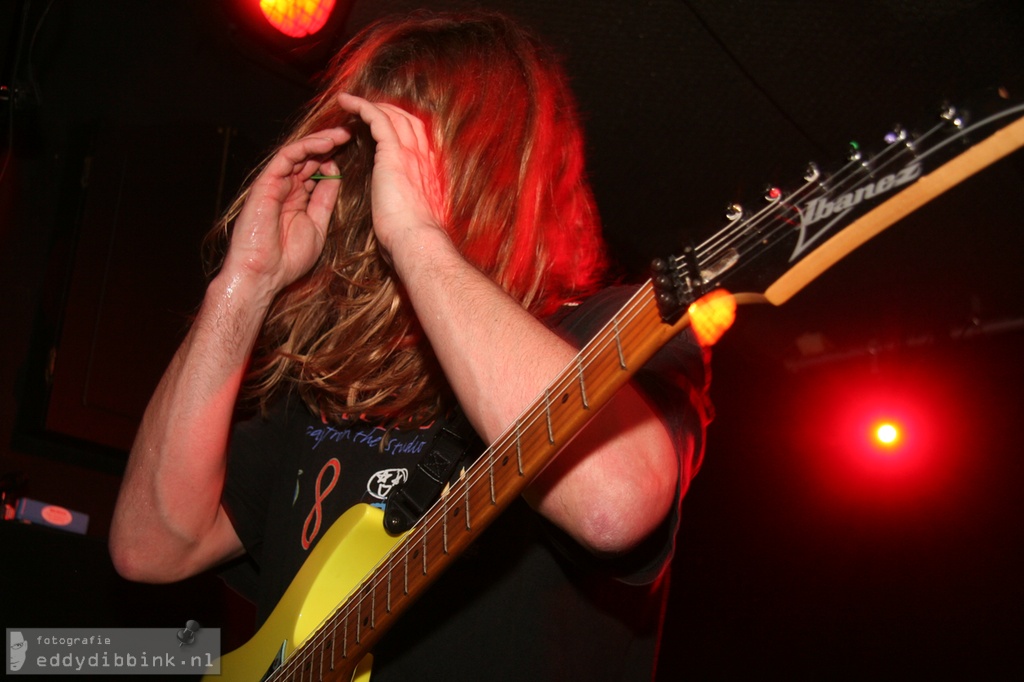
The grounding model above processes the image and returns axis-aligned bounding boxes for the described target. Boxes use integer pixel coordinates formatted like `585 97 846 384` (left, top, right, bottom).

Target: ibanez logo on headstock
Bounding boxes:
651 93 1024 316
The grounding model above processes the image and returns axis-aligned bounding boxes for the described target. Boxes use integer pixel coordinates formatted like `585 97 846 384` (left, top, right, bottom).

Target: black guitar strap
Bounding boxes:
383 408 482 534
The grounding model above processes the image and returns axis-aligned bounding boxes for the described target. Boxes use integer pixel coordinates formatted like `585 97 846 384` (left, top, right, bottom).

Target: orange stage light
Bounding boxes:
259 0 335 38
688 289 736 347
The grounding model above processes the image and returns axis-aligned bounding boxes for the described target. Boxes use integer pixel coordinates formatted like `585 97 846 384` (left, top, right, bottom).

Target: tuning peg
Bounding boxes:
803 162 821 183
885 124 916 153
725 203 743 221
884 125 908 144
764 186 782 202
847 141 863 162
939 103 965 129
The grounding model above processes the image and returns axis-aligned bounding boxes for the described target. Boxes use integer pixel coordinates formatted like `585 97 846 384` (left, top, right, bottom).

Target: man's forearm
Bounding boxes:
390 229 679 555
109 272 272 581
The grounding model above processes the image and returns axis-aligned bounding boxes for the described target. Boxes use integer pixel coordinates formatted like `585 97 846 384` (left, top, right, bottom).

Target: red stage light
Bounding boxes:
787 360 967 514
843 397 924 471
873 421 900 448
259 0 335 38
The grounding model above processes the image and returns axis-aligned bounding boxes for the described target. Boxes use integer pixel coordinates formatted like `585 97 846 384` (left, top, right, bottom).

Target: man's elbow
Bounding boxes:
575 476 676 556
108 535 189 584
110 540 157 583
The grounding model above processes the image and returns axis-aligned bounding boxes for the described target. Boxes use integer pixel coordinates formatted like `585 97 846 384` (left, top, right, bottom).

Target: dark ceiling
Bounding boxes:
6 0 1022 364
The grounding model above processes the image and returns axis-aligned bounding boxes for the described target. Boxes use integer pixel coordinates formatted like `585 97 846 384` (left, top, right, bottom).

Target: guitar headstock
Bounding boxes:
650 91 1024 320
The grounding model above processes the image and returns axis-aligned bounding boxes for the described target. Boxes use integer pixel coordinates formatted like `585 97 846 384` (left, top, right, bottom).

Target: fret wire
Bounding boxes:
488 447 496 503
386 563 392 613
342 613 348 659
577 356 589 409
455 290 650 517
355 595 362 645
279 287 661 682
464 486 472 530
385 112 1015 602
543 389 555 444
442 498 449 554
514 420 524 475
610 317 626 368
338 113 1007 648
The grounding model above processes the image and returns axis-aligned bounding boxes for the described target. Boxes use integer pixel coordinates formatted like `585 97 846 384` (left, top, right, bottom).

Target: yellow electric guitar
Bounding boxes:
206 94 1024 682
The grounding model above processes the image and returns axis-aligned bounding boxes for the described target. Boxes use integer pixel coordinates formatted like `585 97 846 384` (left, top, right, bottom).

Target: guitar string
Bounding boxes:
692 121 949 271
279 283 659 678
688 160 872 279
270 104 1024 679
693 155 860 260
341 121 949 646
275 110 970 678
282 117 947 677
269 285 654 679
697 101 1024 265
695 119 949 261
282 290 658 678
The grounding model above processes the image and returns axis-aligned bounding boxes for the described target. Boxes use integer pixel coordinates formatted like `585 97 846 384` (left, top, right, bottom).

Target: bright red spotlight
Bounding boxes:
259 0 335 38
788 359 969 514
873 421 901 448
852 405 920 468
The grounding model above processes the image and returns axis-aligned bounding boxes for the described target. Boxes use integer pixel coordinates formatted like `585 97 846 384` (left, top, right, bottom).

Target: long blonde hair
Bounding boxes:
211 11 607 426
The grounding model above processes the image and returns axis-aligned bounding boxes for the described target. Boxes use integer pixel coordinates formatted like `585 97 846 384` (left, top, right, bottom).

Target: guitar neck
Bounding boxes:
274 282 695 680
764 110 1024 305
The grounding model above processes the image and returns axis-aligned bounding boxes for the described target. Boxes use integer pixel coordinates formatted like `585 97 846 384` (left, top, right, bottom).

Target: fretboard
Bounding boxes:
273 280 692 680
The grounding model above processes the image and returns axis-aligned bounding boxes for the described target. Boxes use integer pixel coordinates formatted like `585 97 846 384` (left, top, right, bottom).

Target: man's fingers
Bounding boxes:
337 93 432 153
337 93 397 145
375 102 428 149
264 128 351 181
306 160 342 228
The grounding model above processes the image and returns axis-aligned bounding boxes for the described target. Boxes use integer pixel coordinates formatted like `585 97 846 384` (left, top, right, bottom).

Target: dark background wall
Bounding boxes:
2 1 1022 678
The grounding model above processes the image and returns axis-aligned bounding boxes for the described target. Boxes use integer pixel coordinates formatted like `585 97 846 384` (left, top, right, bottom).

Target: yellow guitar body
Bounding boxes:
204 504 402 682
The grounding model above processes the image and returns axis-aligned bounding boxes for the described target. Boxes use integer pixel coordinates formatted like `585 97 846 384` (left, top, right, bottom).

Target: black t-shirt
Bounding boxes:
222 285 711 681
